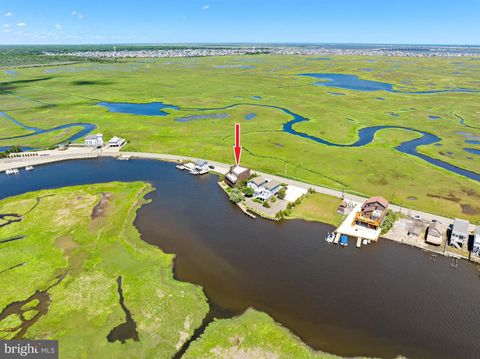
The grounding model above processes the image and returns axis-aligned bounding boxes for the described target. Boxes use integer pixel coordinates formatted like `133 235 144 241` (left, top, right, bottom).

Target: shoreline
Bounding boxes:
1 147 477 263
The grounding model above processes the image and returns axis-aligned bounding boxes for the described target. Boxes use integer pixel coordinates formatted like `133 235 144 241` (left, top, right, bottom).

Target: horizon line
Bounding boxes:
1 42 480 47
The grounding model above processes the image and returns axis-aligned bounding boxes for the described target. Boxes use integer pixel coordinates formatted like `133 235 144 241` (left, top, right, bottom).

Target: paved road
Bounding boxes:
1 149 474 230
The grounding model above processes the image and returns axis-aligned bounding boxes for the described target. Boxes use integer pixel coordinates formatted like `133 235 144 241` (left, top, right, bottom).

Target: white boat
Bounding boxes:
176 164 186 170
5 168 19 175
191 168 209 175
325 232 335 243
25 165 34 171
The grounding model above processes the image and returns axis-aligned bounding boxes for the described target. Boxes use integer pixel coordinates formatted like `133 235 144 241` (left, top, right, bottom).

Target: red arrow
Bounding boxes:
233 123 242 166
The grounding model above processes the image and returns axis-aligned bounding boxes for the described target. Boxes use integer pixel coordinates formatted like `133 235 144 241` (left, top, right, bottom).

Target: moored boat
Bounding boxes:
5 168 19 175
325 232 335 243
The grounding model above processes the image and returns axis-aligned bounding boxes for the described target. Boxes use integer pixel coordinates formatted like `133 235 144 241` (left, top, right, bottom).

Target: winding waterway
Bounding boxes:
2 99 479 182
2 158 480 359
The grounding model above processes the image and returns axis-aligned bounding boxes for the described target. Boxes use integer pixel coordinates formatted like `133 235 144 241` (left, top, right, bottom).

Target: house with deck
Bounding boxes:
425 220 443 246
194 160 210 173
225 165 251 187
450 218 470 248
354 196 389 230
256 180 282 201
247 176 269 194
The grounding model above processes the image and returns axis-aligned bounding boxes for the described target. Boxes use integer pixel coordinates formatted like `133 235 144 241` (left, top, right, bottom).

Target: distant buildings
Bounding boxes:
108 136 126 148
85 134 104 148
354 196 389 230
225 166 250 187
247 176 282 201
425 220 443 246
84 134 126 149
450 218 470 248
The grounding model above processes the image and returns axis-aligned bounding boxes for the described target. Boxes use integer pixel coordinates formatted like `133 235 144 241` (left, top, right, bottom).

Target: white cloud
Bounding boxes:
202 5 209 10
17 22 26 27
71 10 83 19
54 23 62 30
4 12 13 17
3 24 10 28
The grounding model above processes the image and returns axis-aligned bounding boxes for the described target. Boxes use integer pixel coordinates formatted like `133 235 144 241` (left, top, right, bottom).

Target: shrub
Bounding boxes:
277 187 286 200
381 210 399 235
308 187 316 194
270 196 277 203
229 188 244 204
262 201 271 208
242 186 254 198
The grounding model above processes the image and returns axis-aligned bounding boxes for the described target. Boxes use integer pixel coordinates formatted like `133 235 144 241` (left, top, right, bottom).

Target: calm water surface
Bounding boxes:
299 73 480 94
2 158 480 359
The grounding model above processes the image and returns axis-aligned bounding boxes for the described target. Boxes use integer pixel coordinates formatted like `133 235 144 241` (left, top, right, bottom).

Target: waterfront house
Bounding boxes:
450 218 470 248
225 165 251 187
85 133 104 148
425 220 443 246
194 160 210 173
247 176 269 194
255 180 282 201
354 196 389 230
108 136 126 148
408 221 424 238
472 227 480 256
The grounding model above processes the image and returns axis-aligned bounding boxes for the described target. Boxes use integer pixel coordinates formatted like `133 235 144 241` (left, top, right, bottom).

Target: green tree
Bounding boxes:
277 187 286 200
242 186 254 198
229 188 244 204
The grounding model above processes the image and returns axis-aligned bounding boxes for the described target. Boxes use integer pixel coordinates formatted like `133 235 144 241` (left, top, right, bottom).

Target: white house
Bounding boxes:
473 226 480 257
247 176 282 201
108 136 126 148
450 218 470 248
247 176 269 195
85 133 104 148
194 160 210 174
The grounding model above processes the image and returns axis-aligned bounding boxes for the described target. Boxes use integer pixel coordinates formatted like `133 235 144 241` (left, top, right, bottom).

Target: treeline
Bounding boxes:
0 145 23 158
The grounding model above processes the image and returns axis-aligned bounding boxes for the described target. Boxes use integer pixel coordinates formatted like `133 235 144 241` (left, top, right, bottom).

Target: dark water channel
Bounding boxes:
2 158 480 358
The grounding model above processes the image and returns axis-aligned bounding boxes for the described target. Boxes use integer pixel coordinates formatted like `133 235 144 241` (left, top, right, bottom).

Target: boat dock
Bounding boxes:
327 202 381 249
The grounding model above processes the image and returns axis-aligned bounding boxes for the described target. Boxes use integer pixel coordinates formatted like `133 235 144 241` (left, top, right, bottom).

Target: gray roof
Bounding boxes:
85 135 97 140
428 221 442 237
249 176 267 186
195 160 208 166
452 218 470 234
265 180 281 191
408 222 423 235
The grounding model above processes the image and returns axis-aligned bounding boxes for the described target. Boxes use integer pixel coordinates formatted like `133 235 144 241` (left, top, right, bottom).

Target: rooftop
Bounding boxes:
265 180 281 191
249 176 267 186
231 166 248 175
364 196 389 209
453 218 470 234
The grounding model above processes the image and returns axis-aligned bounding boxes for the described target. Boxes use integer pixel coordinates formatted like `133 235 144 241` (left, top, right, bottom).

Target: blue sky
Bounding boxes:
0 0 479 45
